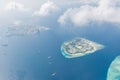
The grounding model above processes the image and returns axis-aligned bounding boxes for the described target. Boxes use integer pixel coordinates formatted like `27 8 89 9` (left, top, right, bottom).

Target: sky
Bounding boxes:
0 0 119 30
0 0 119 38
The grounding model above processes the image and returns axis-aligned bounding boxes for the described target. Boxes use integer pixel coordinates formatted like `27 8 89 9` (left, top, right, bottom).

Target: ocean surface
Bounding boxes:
1 23 120 80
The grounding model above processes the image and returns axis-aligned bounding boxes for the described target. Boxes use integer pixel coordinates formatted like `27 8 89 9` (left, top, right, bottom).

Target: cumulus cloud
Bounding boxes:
33 1 59 16
58 0 120 26
5 2 28 12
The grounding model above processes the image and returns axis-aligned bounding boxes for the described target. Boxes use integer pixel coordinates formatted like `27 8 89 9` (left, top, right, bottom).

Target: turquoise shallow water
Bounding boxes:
107 56 120 80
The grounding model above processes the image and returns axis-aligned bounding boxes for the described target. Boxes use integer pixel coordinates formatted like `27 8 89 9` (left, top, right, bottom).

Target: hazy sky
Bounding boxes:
0 0 119 36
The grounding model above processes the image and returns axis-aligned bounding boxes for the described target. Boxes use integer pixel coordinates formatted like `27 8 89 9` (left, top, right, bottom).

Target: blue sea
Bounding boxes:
1 23 120 80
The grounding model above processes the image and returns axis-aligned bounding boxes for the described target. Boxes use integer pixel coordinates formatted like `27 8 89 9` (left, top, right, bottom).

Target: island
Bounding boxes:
107 56 120 80
61 38 104 58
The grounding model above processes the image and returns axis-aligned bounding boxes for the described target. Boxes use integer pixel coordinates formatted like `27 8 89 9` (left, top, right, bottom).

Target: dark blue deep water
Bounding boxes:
3 23 120 80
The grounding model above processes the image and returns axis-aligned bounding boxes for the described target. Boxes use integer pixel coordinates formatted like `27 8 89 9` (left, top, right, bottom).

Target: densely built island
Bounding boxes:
61 38 104 58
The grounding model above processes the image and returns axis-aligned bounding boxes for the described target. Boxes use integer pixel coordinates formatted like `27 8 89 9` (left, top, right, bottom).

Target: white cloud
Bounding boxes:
5 2 28 12
33 1 59 16
7 21 50 36
58 0 120 26
13 20 22 26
